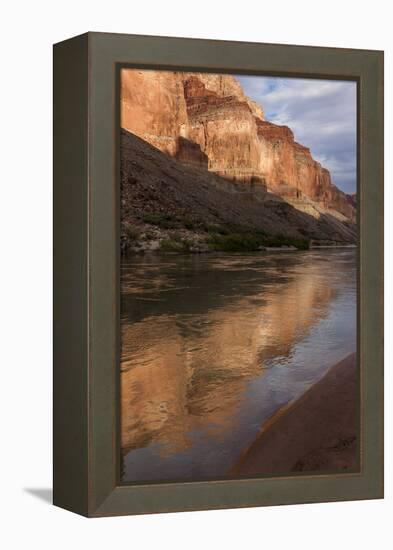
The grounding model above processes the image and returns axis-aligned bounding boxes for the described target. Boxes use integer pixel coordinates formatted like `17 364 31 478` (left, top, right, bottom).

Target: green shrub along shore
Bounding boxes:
207 232 309 252
121 212 310 254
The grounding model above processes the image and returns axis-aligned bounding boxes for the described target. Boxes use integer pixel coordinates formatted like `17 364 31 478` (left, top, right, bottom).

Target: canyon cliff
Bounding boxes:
120 69 355 223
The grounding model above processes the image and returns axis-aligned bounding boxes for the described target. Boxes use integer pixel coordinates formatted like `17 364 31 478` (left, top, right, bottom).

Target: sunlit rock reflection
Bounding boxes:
120 250 356 482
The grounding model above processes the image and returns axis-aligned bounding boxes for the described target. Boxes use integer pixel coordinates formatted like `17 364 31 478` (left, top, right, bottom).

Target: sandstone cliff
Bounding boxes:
120 69 355 224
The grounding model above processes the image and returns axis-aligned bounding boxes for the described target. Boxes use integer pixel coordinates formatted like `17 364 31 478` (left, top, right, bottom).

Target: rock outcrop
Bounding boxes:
120 69 355 222
255 120 354 220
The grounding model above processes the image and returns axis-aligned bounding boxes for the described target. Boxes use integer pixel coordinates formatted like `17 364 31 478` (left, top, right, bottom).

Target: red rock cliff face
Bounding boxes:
255 120 354 219
184 76 266 185
120 69 355 221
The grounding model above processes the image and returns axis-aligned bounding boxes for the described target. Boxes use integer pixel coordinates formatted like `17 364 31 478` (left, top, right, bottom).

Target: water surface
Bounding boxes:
120 249 356 483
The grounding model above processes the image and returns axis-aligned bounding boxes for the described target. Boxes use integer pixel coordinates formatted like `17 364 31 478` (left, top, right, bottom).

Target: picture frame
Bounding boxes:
53 32 383 517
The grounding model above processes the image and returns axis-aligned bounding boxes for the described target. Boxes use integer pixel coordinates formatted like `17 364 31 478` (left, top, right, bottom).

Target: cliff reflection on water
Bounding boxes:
120 249 356 483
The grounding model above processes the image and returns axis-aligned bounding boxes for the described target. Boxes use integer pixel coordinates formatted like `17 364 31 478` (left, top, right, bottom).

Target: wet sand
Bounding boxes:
232 353 359 476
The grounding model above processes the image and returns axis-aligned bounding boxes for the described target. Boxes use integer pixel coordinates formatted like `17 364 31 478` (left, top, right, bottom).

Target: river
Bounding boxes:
120 249 356 483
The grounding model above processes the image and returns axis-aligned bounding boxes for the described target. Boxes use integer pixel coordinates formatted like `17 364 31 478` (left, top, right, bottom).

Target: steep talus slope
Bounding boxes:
121 129 357 250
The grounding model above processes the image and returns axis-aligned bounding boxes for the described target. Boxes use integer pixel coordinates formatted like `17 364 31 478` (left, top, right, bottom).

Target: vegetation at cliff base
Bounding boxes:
207 231 309 252
121 212 310 254
159 237 192 253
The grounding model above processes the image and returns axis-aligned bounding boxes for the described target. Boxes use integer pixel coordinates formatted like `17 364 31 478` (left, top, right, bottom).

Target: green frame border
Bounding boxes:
53 32 383 517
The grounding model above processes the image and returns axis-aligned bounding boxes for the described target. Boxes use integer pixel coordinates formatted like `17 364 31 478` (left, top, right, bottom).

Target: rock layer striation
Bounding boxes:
120 69 355 222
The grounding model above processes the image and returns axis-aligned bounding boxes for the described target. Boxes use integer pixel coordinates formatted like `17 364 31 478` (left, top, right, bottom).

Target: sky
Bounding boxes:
237 75 357 194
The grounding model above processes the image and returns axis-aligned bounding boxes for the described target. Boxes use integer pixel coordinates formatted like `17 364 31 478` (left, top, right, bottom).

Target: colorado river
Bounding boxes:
120 249 356 483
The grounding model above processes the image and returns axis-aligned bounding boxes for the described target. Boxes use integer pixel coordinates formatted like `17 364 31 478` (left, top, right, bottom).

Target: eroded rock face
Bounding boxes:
184 76 265 185
120 69 355 221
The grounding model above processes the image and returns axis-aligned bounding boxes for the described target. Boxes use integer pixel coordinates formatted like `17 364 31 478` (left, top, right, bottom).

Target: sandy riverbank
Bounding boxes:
231 353 359 476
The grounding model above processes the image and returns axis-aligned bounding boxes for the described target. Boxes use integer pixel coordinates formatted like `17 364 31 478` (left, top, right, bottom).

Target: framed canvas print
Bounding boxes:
53 32 383 517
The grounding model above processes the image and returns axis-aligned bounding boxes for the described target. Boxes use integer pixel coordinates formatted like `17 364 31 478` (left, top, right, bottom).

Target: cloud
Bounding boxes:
236 75 357 194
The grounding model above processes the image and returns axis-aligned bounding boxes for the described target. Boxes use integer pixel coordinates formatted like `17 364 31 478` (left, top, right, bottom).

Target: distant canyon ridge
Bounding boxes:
120 70 356 252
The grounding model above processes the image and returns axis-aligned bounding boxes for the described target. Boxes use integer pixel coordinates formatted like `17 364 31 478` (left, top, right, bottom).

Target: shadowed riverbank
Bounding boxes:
231 353 359 477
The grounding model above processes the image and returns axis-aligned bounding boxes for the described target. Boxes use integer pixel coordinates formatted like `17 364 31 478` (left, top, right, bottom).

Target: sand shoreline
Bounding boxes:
231 353 359 476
